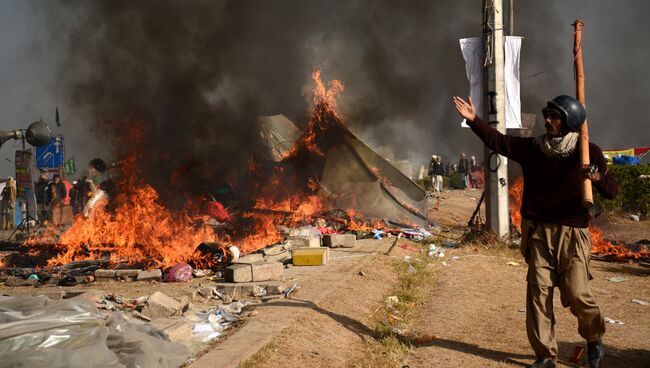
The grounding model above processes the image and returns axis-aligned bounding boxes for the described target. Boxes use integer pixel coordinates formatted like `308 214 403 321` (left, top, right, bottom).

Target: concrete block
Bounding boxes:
225 264 253 283
262 243 285 255
251 262 284 282
225 261 283 283
137 269 162 282
292 247 329 266
322 234 356 248
149 318 193 342
264 251 292 264
289 236 320 248
94 269 116 278
232 253 264 264
115 269 141 279
141 291 183 319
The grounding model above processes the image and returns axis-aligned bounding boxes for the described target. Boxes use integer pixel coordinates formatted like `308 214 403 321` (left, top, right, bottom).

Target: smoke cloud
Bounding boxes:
1 0 647 193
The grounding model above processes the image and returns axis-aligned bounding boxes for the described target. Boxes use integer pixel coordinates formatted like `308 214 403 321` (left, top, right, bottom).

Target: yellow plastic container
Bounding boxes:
292 247 329 266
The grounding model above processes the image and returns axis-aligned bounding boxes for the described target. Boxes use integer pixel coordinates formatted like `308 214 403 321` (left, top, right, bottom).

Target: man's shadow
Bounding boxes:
415 337 533 366
254 298 375 338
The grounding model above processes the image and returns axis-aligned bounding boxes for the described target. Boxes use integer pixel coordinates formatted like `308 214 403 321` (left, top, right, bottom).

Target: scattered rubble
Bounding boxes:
141 291 186 319
607 276 627 283
605 317 625 325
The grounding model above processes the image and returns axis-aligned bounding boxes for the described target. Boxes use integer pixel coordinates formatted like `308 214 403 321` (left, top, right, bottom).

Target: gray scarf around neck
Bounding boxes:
533 132 579 157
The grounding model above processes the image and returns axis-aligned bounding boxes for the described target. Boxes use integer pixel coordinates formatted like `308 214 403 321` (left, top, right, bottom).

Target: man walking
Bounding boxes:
49 175 67 227
458 153 469 189
433 156 444 192
453 95 616 368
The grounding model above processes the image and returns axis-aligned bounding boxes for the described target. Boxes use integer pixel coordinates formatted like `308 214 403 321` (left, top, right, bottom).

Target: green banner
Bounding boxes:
64 157 76 176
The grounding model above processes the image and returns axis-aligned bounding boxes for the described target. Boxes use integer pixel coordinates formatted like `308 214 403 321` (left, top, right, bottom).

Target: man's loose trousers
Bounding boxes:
520 219 606 359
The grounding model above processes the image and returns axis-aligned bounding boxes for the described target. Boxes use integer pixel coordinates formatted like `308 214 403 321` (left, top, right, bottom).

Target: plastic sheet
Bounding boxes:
0 295 190 368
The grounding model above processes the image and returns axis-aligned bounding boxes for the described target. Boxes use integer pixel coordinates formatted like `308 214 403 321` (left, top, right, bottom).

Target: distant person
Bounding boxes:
458 153 469 189
469 155 479 189
432 156 444 192
49 175 67 226
35 174 51 222
71 176 91 216
0 177 17 230
445 162 452 177
69 180 78 216
454 95 616 368
427 155 436 190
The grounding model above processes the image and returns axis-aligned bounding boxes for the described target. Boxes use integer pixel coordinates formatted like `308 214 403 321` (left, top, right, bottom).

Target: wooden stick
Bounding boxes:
573 20 594 208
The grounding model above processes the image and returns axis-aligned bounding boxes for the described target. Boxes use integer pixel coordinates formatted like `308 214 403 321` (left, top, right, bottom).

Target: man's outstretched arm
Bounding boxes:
452 96 526 162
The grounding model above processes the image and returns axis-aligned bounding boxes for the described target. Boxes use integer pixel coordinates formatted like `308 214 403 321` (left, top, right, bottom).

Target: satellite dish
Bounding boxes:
25 120 51 147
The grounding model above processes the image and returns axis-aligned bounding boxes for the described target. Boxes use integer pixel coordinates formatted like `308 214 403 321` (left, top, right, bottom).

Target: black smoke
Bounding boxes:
40 0 650 203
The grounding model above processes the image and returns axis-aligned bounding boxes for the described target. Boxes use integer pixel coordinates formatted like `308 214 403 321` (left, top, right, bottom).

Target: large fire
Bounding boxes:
27 153 218 268
24 67 387 269
508 176 648 259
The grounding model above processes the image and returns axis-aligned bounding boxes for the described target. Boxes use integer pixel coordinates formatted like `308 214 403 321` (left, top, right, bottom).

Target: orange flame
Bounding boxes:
36 184 217 268
509 176 524 233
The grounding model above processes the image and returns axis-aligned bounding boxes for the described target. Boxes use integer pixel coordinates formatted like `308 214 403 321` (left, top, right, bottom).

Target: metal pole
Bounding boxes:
483 0 510 237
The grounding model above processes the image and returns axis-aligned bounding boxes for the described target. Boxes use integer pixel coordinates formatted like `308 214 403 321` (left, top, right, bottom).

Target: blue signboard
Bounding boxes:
35 135 64 168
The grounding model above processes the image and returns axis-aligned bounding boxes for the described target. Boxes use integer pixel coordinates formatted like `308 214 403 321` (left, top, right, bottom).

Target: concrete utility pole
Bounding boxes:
483 0 510 237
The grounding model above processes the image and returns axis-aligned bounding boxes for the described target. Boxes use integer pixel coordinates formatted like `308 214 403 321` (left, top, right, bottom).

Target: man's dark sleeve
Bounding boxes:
468 116 528 163
590 143 617 199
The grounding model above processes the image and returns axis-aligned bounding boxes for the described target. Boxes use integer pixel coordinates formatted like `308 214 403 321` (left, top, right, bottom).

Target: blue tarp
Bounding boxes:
612 155 640 166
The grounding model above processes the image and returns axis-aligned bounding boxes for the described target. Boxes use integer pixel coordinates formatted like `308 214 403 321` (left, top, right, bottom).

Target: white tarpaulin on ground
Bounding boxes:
458 36 522 128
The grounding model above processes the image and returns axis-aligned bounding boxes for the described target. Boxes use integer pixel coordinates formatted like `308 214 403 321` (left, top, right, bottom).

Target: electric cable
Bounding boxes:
488 151 501 172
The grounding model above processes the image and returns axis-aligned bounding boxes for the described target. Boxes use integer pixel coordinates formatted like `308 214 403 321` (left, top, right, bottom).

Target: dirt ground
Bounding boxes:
1 190 648 367
236 189 650 368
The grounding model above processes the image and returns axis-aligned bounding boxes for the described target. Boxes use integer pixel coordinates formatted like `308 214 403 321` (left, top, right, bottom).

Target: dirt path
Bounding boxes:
236 190 649 367
404 248 650 367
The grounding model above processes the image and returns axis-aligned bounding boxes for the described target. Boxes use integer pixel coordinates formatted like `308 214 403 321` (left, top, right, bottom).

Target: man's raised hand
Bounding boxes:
453 96 476 122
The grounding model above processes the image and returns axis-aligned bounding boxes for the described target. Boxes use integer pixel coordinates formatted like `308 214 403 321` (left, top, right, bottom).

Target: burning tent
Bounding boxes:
256 114 301 162
255 102 428 226
316 130 428 226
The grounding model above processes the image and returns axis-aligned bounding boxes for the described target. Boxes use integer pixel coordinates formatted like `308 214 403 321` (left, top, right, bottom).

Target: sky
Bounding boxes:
0 0 648 183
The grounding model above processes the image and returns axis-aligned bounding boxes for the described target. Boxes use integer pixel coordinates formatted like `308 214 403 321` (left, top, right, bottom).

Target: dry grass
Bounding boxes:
239 328 289 368
351 249 437 368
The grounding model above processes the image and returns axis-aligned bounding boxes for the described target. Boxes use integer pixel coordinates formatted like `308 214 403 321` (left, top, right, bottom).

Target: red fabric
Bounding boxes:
634 147 650 157
205 201 232 223
318 227 338 235
63 178 73 205
398 243 419 252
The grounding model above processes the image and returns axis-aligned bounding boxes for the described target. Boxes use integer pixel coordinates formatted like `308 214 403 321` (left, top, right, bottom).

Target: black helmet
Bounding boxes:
542 95 586 133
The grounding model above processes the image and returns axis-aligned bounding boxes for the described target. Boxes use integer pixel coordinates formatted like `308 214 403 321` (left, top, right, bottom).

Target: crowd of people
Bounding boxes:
0 158 114 231
427 152 484 192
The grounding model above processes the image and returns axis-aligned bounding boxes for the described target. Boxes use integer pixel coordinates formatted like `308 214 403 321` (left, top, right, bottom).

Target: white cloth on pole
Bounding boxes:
458 36 522 128
504 36 522 128
459 37 484 127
